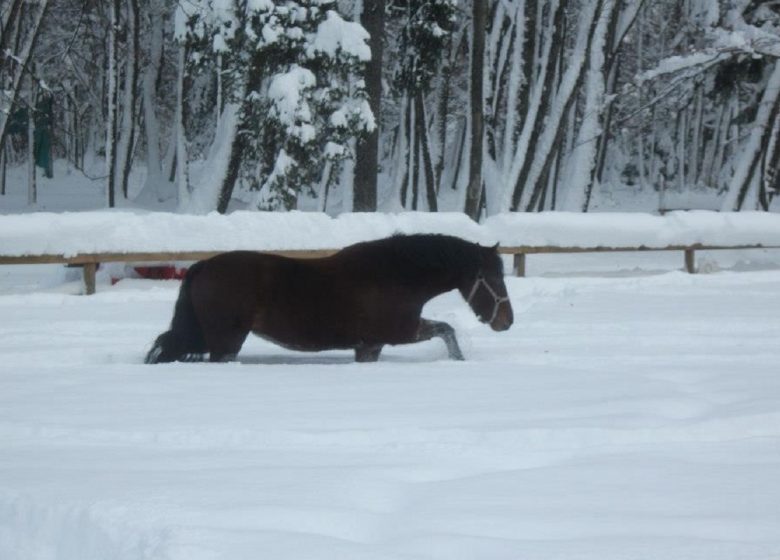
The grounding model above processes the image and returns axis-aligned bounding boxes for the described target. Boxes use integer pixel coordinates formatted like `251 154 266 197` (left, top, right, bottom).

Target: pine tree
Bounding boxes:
181 0 374 212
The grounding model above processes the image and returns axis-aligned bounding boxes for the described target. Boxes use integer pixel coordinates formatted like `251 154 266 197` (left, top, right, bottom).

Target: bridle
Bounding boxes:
466 273 510 324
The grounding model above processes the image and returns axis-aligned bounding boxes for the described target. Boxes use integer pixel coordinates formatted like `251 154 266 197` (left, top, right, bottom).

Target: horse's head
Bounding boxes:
461 243 513 331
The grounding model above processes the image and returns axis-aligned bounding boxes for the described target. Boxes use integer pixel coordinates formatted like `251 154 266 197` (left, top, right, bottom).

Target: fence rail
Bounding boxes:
498 244 778 277
2 244 778 295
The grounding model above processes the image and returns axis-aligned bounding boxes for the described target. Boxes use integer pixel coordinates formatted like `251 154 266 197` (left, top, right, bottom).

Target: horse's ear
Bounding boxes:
492 242 500 251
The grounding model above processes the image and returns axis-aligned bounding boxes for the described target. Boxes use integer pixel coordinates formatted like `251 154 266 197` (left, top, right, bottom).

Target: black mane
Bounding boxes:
338 233 494 283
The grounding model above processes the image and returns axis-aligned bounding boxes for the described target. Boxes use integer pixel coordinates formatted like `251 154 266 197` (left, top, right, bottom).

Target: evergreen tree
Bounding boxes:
181 0 374 211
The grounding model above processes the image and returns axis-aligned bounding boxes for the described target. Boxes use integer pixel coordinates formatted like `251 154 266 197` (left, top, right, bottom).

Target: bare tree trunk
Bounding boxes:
550 124 570 210
762 112 780 209
416 91 438 211
442 116 468 195
317 160 333 212
637 8 647 191
649 102 659 190
702 102 724 187
216 125 248 213
411 101 420 210
594 56 620 186
691 83 704 185
1 0 23 45
142 0 165 198
465 0 486 220
676 104 687 193
62 89 72 166
517 0 537 129
563 0 620 212
0 141 6 195
486 1 506 126
216 54 223 126
353 0 383 212
399 96 412 207
215 47 265 213
106 0 120 208
174 44 190 206
508 0 567 211
27 69 37 205
736 97 780 210
502 2 529 160
0 0 49 158
117 0 139 199
435 41 453 193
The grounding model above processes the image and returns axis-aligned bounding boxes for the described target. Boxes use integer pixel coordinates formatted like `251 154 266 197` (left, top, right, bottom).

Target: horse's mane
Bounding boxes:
339 233 491 283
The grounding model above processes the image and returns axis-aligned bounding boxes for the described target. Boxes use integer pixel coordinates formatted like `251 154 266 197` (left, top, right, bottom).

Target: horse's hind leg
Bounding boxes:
355 344 383 363
416 318 465 361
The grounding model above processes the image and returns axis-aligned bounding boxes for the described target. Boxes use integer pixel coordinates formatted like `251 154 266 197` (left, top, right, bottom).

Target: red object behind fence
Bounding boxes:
134 266 189 280
111 265 189 285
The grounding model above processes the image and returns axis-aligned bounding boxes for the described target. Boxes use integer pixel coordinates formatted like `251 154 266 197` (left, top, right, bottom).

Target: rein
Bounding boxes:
466 274 510 324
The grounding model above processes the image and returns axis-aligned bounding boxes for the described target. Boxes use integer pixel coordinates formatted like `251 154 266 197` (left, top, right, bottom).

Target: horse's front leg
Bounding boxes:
416 318 465 361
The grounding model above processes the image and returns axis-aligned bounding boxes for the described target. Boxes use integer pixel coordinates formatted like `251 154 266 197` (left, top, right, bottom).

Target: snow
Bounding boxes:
1 254 780 559
268 66 317 136
248 0 274 12
637 51 728 82
213 33 228 53
328 100 375 134
2 210 780 258
307 10 371 61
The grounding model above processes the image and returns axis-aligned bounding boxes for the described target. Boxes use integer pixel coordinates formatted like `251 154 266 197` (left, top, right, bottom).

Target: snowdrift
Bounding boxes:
1 210 780 257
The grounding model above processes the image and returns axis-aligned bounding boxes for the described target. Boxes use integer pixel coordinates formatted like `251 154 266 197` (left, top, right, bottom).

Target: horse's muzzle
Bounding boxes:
490 302 514 331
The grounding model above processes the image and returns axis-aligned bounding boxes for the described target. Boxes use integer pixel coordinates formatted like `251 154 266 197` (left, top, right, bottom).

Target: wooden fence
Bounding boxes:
499 244 777 277
1 243 777 295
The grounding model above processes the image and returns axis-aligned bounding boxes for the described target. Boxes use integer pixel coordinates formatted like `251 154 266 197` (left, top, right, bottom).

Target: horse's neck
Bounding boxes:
419 267 462 300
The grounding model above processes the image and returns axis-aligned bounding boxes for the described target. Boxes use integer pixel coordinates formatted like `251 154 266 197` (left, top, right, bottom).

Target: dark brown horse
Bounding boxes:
145 234 513 364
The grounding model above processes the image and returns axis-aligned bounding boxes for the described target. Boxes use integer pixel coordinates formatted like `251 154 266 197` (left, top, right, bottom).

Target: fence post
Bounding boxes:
684 249 696 274
513 253 526 277
83 263 97 294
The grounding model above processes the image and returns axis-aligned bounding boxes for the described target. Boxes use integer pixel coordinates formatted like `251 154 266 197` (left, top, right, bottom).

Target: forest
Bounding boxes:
2 0 780 217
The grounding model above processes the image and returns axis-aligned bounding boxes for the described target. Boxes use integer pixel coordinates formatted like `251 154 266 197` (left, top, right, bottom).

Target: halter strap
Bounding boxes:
467 274 510 324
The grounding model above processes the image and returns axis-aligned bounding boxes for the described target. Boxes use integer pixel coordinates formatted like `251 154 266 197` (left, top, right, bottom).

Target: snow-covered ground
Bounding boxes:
1 251 780 559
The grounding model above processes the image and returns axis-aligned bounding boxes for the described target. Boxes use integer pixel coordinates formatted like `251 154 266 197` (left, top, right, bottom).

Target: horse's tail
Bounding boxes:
145 261 208 364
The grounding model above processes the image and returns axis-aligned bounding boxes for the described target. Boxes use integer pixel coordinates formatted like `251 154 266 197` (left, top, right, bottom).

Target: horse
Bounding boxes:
145 233 513 364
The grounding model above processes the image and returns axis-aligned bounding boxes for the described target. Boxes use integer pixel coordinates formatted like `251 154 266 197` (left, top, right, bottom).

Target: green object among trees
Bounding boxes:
7 95 54 178
34 95 53 178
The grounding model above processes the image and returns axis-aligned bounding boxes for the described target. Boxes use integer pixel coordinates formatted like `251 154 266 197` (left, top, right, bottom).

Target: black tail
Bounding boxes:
145 261 208 364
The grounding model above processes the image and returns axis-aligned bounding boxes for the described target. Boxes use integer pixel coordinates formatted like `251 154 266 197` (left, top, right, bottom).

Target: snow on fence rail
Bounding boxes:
1 210 780 293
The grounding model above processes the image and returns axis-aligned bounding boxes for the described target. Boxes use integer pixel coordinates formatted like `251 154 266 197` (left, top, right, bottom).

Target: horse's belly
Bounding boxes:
253 331 356 352
251 319 359 352
250 293 417 351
